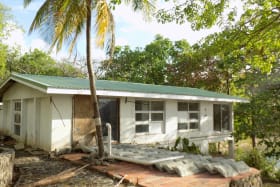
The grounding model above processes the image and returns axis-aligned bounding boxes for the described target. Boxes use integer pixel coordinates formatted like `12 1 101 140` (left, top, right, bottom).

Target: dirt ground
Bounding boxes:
0 136 133 187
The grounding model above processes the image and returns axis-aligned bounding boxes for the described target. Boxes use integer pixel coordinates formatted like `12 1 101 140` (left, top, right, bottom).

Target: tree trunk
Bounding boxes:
86 0 104 158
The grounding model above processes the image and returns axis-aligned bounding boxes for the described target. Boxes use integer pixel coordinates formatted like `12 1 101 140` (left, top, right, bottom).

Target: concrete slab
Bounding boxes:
83 144 253 178
110 144 184 165
61 153 261 187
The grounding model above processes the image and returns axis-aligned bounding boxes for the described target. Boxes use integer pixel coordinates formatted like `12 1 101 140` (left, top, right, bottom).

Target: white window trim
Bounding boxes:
177 102 200 131
213 104 232 132
12 100 22 136
135 100 165 134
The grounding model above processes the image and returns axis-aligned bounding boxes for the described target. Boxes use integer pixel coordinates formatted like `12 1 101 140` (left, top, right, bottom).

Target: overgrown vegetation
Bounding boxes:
236 147 280 183
171 137 200 154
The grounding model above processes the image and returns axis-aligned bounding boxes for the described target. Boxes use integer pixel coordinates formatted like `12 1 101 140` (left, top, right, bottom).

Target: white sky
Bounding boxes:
1 0 241 61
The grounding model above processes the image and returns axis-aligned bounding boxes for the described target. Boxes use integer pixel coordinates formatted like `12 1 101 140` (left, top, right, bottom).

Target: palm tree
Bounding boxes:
24 0 154 158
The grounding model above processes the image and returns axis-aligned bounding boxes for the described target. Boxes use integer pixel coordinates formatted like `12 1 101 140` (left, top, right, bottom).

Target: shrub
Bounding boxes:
171 137 200 154
236 148 280 183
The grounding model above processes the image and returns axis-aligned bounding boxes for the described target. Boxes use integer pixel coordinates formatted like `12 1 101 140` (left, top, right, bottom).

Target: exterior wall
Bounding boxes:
0 100 11 134
0 83 52 150
37 97 52 150
119 97 135 143
0 81 234 153
119 98 233 153
50 95 73 152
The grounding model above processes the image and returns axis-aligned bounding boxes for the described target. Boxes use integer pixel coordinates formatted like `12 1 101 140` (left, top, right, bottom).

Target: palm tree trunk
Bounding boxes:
86 0 104 158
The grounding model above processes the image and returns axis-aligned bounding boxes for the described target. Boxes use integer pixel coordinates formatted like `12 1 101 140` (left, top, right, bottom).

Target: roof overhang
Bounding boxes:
0 75 249 103
46 88 249 103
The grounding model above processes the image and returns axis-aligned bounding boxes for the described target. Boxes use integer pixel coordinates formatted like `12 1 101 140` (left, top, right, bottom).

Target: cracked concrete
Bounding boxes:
93 144 251 178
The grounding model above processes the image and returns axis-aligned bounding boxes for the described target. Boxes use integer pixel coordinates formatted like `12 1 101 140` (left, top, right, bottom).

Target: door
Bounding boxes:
73 95 95 145
99 98 120 142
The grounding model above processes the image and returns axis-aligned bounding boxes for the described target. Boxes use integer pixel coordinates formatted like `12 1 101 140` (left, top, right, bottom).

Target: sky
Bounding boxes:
1 0 223 61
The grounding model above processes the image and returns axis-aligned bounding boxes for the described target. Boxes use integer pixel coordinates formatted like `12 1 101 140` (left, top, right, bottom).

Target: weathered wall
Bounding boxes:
119 97 135 143
50 95 73 152
0 83 52 151
119 98 233 152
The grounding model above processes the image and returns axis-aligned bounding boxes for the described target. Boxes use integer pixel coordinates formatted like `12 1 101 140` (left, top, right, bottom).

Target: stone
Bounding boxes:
162 161 178 174
224 160 250 174
193 159 209 171
154 162 165 172
173 160 202 177
14 142 25 150
213 163 238 177
203 163 218 174
0 147 15 186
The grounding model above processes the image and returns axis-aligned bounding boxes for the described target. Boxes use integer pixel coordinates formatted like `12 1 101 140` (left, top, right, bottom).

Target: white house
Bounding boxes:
0 73 248 155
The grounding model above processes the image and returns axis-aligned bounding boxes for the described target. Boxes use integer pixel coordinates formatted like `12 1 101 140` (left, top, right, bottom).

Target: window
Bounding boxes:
177 102 200 130
213 104 231 131
13 100 21 136
135 100 164 134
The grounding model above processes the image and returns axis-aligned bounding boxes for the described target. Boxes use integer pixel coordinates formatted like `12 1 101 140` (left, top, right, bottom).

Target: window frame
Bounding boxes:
177 102 200 131
13 100 22 136
213 104 231 132
135 100 165 134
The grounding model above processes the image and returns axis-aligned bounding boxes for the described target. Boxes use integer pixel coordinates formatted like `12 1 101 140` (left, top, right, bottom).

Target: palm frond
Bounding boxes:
23 0 33 8
95 0 115 48
125 0 156 20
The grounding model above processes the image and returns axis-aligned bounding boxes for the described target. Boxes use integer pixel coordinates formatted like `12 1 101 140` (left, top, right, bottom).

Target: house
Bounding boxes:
0 73 248 155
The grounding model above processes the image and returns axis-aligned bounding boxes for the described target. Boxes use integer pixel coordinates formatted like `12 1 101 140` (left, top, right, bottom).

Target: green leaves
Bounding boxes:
156 0 229 30
9 49 85 77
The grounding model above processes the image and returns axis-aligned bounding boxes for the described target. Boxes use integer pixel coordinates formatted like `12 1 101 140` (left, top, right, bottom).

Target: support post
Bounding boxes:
106 123 112 156
228 138 234 158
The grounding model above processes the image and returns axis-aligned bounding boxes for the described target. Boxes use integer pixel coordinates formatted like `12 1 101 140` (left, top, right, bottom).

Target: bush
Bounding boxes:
171 137 200 154
209 143 218 154
236 148 280 183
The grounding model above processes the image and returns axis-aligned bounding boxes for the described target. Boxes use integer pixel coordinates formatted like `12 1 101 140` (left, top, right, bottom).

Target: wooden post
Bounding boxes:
0 147 15 186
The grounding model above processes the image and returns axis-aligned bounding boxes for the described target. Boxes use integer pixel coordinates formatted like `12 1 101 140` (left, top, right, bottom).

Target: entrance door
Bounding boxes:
99 98 119 142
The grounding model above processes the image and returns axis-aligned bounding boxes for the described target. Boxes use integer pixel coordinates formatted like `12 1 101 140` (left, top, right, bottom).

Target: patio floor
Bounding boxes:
60 153 260 187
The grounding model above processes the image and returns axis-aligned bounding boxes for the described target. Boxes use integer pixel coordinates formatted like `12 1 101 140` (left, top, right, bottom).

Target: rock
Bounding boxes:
173 160 201 177
226 160 250 174
14 142 25 150
161 161 178 174
0 147 15 186
230 172 262 187
203 163 218 174
213 163 238 177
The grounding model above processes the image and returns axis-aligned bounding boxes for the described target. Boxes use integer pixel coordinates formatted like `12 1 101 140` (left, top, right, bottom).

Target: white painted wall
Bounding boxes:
3 83 47 99
119 99 233 151
50 95 72 152
37 97 52 150
1 100 11 134
119 97 135 143
23 98 35 146
0 83 52 150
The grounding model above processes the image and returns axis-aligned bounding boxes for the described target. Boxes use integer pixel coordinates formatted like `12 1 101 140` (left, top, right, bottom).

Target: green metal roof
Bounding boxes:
8 73 247 102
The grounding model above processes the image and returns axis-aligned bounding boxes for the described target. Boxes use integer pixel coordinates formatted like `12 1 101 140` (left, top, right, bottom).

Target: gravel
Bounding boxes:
13 149 133 187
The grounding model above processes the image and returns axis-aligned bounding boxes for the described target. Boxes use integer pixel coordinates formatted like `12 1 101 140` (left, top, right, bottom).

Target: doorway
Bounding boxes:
99 98 120 142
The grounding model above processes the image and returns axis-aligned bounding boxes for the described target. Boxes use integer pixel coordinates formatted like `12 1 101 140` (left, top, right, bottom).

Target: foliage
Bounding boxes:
235 80 280 157
101 35 173 84
236 148 280 183
172 136 181 151
156 0 229 30
171 137 200 154
25 0 155 158
0 3 10 80
208 143 219 154
8 48 85 77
